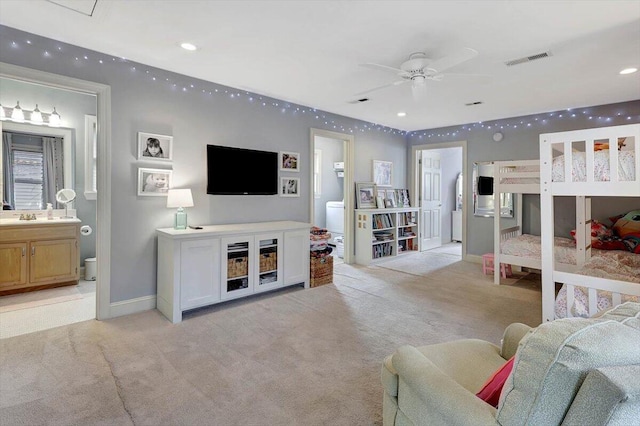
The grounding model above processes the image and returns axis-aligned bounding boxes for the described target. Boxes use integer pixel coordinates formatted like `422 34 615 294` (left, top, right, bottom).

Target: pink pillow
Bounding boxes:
476 356 515 408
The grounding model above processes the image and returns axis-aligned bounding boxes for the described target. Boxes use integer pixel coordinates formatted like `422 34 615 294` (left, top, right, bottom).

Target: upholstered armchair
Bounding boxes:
381 302 640 425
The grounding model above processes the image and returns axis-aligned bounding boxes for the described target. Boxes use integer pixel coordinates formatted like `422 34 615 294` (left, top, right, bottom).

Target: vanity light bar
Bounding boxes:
0 102 62 127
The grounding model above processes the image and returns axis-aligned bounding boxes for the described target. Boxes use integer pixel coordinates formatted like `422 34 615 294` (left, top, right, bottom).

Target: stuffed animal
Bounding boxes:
613 210 640 253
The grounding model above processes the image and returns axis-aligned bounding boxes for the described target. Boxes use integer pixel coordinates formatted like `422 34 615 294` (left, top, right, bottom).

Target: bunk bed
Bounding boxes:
539 123 640 322
493 160 540 284
492 160 584 285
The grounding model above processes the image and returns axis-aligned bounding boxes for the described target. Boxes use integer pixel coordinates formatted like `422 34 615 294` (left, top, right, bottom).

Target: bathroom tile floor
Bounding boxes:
0 280 96 339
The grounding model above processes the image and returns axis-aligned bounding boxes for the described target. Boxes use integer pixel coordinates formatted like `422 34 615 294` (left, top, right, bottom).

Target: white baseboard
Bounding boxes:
110 295 156 318
466 254 483 264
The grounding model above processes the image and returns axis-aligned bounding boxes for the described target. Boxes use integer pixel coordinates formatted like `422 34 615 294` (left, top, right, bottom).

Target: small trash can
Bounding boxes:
335 236 344 259
85 257 97 281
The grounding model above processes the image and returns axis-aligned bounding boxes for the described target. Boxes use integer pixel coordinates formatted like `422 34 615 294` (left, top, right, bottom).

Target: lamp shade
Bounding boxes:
167 189 194 208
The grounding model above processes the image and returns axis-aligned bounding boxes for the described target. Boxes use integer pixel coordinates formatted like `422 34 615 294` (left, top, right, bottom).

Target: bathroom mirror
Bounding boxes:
56 188 76 218
473 162 514 218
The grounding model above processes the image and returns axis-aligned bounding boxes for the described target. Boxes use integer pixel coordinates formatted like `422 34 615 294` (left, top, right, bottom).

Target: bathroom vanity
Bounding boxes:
0 218 81 295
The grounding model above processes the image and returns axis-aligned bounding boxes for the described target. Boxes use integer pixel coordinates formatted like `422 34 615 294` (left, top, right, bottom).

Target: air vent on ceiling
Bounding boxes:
465 101 483 106
505 51 552 67
348 98 370 104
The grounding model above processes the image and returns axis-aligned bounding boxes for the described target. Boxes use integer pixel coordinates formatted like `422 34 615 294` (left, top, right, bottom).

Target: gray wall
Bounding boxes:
0 25 407 303
408 100 640 256
313 135 343 229
0 77 97 264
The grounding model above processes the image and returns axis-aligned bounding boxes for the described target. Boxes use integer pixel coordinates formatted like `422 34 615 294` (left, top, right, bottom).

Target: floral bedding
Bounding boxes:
499 165 541 185
551 150 636 182
500 234 577 264
554 250 640 318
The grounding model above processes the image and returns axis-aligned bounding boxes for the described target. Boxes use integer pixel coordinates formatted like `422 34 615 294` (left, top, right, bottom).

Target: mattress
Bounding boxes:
551 150 636 182
498 165 540 185
500 234 577 264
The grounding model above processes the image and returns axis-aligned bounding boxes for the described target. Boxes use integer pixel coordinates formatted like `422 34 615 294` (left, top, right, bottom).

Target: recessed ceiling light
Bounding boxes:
397 112 407 117
619 67 637 75
180 42 197 51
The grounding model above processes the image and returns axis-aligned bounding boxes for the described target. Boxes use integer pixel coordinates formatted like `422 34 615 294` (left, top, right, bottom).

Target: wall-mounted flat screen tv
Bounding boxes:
207 144 278 195
477 176 494 196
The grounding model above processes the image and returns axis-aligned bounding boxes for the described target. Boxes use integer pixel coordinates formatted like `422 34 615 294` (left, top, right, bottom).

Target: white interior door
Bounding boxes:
420 150 442 251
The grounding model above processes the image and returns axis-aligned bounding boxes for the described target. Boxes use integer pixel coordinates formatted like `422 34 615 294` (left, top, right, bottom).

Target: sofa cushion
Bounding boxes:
562 364 640 426
415 339 506 393
497 302 640 426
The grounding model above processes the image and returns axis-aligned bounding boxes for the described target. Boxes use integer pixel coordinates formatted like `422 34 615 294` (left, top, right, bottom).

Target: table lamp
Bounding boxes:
166 189 194 230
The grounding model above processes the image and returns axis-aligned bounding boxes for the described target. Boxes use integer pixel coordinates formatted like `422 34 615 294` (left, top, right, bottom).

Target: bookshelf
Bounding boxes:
355 207 419 265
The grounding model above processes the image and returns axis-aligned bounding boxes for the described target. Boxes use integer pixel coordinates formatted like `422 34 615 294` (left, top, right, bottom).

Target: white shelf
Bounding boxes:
355 208 420 265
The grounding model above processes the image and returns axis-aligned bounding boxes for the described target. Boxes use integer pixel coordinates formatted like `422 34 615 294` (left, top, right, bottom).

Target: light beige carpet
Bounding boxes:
0 285 83 313
0 255 541 425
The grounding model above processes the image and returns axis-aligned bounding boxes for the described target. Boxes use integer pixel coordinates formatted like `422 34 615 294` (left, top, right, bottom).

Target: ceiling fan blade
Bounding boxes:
360 62 407 75
354 80 407 97
426 47 478 74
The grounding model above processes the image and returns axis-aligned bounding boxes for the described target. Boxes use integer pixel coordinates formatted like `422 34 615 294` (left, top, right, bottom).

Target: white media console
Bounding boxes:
157 221 310 323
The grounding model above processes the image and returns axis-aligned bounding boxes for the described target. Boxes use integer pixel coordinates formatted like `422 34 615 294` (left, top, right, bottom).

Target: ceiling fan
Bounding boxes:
355 47 481 100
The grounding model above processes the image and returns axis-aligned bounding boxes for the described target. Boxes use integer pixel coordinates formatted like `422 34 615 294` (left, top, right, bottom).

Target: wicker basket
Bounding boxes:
227 256 248 278
260 252 277 272
310 256 333 287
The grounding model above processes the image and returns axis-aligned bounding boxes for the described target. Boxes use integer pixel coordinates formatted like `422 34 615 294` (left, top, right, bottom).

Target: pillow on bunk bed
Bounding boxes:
612 210 640 254
570 220 627 251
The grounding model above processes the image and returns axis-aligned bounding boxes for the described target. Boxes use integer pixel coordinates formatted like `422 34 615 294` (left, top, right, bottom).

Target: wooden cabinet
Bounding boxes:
157 221 310 323
355 208 419 265
0 222 80 294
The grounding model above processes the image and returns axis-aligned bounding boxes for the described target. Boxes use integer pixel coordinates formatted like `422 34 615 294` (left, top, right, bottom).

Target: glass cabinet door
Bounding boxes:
254 232 283 293
221 236 254 300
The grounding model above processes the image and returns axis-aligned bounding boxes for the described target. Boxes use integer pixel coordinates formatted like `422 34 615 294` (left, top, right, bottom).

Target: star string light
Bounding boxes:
4 35 639 138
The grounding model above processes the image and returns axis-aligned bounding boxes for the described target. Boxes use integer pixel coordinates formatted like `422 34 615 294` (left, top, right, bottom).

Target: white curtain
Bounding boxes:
42 136 64 208
2 132 14 209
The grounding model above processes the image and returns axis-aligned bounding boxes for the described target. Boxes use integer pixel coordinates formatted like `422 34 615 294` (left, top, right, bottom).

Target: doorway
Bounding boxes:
1 62 112 330
411 141 467 260
310 128 354 264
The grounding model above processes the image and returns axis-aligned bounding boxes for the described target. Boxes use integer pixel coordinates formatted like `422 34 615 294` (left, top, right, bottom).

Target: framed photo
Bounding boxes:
137 132 173 162
280 151 300 172
376 196 385 209
396 189 411 207
373 160 392 187
356 182 377 209
280 177 300 197
137 168 172 196
384 189 397 208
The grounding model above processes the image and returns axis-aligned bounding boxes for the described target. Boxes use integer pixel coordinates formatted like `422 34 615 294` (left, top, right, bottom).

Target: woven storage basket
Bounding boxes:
310 256 333 287
259 252 277 272
227 256 248 278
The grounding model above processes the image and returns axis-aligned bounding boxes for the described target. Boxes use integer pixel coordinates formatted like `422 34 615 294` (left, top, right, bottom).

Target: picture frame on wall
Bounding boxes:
356 182 377 209
372 160 392 187
280 177 300 197
280 151 300 172
137 168 172 196
137 132 173 162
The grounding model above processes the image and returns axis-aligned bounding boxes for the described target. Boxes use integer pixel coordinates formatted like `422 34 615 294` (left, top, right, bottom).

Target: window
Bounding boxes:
84 115 97 200
314 148 322 198
12 145 44 210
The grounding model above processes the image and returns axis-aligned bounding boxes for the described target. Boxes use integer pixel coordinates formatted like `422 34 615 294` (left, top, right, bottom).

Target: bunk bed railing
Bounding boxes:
557 272 640 319
540 124 640 196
